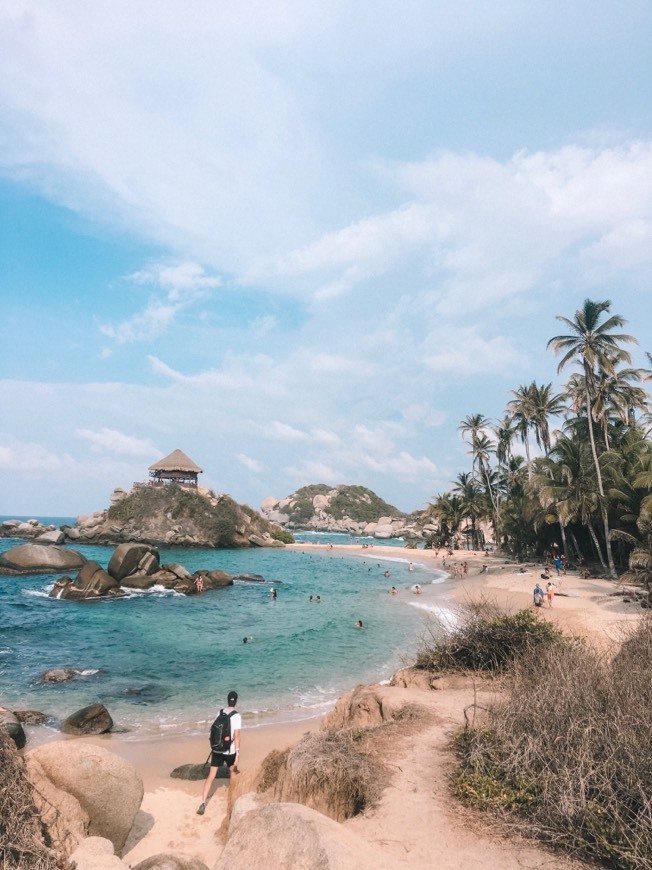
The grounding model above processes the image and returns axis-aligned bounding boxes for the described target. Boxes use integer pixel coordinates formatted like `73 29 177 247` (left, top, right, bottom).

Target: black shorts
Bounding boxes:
210 751 236 768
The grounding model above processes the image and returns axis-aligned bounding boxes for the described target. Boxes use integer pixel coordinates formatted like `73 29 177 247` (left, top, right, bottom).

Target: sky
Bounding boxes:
1 1 652 517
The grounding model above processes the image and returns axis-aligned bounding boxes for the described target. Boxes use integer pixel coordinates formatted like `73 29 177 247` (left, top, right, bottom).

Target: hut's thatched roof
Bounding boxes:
148 449 203 473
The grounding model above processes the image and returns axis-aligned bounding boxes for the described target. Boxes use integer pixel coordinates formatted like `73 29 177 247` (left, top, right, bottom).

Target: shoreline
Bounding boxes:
19 542 643 867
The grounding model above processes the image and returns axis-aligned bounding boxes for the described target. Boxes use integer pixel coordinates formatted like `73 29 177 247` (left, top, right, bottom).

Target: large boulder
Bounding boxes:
199 570 234 589
0 708 26 748
26 750 91 858
36 529 66 544
26 742 143 853
0 543 87 574
216 800 392 870
69 837 129 870
51 561 122 600
62 703 114 735
108 544 159 582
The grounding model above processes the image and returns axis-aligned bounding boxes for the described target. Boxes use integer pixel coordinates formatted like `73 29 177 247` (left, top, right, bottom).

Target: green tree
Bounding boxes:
548 299 637 578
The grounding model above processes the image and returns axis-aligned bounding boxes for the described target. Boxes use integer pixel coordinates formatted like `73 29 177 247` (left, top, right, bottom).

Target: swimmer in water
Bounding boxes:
414 584 421 595
355 620 363 629
390 586 398 595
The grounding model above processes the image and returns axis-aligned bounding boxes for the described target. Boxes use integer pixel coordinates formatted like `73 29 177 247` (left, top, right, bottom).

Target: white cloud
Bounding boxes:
266 421 309 442
100 261 221 343
236 452 264 473
423 328 526 376
0 436 65 472
76 427 158 457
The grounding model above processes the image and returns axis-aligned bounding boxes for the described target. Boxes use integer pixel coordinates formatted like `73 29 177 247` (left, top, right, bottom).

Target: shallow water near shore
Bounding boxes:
0 531 448 739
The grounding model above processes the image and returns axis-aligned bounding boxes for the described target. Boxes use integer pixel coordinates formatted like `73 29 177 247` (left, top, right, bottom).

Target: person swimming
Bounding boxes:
355 620 363 629
391 586 398 595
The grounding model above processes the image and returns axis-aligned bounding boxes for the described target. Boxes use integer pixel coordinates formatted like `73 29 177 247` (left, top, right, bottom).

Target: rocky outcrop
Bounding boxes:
108 543 160 581
46 543 234 600
41 667 88 683
68 486 286 549
51 561 123 600
0 708 26 748
62 703 114 735
26 742 143 854
260 484 421 540
0 517 58 539
0 542 87 574
216 799 393 870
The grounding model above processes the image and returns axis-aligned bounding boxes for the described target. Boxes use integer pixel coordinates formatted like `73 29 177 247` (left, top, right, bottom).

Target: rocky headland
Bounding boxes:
261 483 430 540
1 485 288 550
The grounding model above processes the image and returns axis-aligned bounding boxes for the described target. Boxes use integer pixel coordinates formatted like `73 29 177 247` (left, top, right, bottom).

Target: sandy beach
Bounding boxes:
37 543 643 868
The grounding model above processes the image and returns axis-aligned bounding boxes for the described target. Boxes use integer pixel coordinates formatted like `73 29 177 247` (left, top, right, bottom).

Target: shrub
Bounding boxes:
415 600 565 673
454 618 652 869
270 527 295 544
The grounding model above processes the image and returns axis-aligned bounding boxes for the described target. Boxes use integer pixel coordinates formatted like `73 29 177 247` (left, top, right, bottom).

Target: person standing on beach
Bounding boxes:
546 581 556 607
197 691 241 815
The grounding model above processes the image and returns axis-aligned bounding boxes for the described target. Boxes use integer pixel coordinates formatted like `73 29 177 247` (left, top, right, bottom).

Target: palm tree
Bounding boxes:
527 382 566 455
458 415 499 531
451 472 486 549
548 299 637 578
494 416 517 468
507 384 535 476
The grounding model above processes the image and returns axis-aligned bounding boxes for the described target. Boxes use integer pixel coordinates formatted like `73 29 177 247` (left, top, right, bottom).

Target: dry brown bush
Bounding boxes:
455 617 652 869
259 729 388 822
0 731 59 869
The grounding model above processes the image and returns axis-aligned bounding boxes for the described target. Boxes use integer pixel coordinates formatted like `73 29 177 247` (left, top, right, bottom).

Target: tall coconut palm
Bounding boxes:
507 384 535 477
494 415 517 469
458 415 500 530
548 298 637 578
527 382 566 455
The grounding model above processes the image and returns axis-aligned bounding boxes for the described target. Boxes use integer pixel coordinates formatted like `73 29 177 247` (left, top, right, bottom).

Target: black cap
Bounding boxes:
227 690 238 705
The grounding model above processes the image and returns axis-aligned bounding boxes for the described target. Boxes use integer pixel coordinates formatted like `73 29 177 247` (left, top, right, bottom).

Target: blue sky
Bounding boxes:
1 1 652 516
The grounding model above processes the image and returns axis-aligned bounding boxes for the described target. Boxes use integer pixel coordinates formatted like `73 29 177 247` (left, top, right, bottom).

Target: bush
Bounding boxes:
454 618 652 869
259 729 387 822
415 600 565 673
270 527 295 544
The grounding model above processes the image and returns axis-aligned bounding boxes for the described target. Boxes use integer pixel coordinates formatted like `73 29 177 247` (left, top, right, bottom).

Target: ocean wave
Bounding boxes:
24 587 53 598
408 600 458 628
120 584 184 598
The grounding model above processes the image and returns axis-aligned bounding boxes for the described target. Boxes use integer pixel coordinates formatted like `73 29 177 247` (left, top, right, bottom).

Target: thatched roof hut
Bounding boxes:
148 449 203 486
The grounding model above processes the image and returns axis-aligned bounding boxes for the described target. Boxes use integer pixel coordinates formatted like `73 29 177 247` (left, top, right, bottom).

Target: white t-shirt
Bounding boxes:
222 707 242 755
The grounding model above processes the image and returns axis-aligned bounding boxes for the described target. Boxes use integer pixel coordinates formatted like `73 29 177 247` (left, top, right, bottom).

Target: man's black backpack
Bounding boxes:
210 709 236 753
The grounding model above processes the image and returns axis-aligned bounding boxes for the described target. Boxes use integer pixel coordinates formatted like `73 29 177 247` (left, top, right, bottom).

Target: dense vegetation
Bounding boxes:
423 299 652 584
328 485 402 521
284 483 402 525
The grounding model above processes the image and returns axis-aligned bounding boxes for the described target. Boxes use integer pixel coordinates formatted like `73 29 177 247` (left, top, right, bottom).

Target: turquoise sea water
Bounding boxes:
0 525 449 740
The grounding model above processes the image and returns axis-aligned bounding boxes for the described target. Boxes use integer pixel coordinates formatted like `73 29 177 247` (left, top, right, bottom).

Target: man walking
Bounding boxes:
197 690 241 815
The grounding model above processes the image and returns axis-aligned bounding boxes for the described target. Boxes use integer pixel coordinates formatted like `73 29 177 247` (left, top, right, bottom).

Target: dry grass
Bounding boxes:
259 728 388 822
0 731 59 870
454 617 652 869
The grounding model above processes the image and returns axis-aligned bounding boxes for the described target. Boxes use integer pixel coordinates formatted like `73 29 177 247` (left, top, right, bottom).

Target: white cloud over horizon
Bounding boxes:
0 3 651 516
